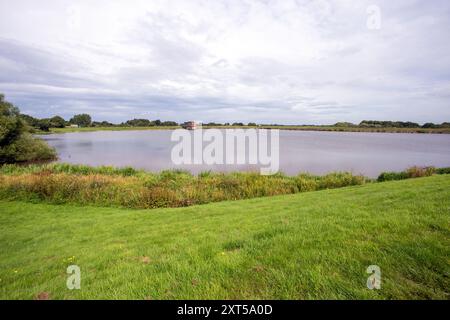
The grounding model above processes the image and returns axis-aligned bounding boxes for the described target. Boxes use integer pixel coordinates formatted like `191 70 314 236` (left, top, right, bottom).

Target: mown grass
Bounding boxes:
0 175 449 299
0 163 367 209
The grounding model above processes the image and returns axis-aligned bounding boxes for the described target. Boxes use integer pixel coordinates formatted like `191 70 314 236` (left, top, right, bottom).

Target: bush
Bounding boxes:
406 166 435 178
377 166 436 182
436 167 450 174
0 94 56 164
377 171 408 182
0 133 56 164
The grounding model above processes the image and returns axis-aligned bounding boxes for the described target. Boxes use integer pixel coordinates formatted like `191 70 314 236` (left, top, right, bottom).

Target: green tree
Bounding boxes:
0 94 55 163
125 119 151 127
334 122 356 127
49 115 66 128
70 114 92 127
37 119 51 132
422 123 437 129
19 114 40 127
161 121 178 126
92 121 114 127
0 94 25 147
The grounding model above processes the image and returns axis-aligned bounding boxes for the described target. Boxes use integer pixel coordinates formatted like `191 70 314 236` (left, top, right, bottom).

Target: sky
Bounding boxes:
0 0 449 124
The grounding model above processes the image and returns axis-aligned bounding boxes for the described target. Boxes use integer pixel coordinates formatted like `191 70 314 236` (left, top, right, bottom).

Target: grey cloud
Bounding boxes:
0 0 449 124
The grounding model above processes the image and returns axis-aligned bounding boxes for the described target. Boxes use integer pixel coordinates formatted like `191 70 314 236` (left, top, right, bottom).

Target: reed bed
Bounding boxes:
0 163 366 209
2 163 448 209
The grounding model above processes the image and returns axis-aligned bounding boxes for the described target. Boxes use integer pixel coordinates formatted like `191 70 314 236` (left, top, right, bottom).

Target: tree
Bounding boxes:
0 93 55 163
19 114 40 127
49 115 66 128
422 123 437 129
1 94 26 147
70 114 92 127
334 122 356 127
161 121 178 126
37 119 51 132
359 120 420 128
125 119 151 127
92 121 114 127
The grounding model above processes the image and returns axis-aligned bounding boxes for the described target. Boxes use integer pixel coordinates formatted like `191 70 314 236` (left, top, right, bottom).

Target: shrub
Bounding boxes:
378 166 436 182
436 167 450 174
406 166 435 178
0 134 56 164
0 94 56 164
377 171 408 182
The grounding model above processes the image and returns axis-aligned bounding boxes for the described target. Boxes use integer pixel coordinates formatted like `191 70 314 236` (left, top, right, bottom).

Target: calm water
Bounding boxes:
40 130 450 177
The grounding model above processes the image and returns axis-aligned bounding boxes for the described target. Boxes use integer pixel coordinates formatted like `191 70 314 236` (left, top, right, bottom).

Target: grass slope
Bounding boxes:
0 175 449 300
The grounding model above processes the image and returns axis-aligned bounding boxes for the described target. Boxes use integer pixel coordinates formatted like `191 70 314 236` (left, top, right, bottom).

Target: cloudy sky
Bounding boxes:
0 0 449 124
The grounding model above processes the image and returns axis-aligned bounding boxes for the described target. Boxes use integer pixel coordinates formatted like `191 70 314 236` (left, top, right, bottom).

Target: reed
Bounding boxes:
2 163 448 209
0 164 367 209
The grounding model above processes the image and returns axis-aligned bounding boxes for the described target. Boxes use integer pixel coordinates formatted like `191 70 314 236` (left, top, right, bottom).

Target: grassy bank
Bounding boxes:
0 175 449 299
0 163 366 209
45 125 450 134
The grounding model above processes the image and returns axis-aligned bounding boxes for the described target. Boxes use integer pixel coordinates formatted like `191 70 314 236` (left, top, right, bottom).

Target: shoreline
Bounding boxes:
41 125 450 135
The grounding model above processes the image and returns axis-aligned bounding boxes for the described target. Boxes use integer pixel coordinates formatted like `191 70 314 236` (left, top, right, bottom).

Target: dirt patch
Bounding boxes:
35 292 51 300
141 256 151 264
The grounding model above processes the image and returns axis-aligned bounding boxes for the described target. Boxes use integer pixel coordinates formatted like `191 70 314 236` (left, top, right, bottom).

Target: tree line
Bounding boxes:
19 114 181 131
334 120 450 129
19 112 450 131
19 113 261 131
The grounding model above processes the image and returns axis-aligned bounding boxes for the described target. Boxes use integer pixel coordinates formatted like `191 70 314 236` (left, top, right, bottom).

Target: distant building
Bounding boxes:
181 121 198 130
68 124 79 128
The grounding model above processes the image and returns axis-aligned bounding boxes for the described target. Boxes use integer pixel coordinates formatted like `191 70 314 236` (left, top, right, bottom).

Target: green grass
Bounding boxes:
0 175 449 299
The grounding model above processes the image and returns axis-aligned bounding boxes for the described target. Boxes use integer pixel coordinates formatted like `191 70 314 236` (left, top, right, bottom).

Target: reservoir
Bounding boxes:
41 130 450 177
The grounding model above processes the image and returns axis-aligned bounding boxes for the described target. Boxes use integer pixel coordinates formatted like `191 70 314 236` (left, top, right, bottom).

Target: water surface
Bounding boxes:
41 130 450 177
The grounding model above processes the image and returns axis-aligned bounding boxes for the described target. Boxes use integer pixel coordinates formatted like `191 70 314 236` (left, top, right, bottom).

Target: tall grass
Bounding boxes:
0 163 141 176
2 163 448 209
0 163 367 209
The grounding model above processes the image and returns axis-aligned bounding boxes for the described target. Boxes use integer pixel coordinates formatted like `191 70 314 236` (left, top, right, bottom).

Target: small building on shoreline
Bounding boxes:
181 121 199 130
